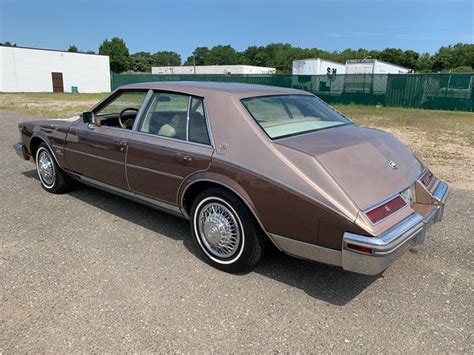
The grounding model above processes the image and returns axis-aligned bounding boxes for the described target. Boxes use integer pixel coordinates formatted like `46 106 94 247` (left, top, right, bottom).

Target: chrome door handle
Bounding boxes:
175 153 193 162
114 140 128 147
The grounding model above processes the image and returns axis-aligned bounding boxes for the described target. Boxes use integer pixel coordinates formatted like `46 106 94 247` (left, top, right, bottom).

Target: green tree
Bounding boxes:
67 45 78 52
184 47 210 65
151 51 181 66
130 51 152 72
99 37 130 73
1 41 16 47
206 45 241 65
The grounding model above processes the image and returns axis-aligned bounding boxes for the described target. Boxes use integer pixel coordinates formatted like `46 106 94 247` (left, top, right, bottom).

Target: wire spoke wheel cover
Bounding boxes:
195 197 244 263
36 148 55 188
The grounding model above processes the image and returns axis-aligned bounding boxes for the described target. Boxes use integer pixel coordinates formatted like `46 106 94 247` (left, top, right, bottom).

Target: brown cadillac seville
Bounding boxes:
14 82 449 275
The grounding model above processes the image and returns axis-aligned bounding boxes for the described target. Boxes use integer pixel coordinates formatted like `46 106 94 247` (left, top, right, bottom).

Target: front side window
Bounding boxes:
96 90 147 116
242 95 351 139
138 92 211 145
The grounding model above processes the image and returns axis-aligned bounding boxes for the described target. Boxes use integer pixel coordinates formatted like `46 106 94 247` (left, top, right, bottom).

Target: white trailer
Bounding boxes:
292 58 346 75
345 59 410 74
151 65 276 75
0 45 111 93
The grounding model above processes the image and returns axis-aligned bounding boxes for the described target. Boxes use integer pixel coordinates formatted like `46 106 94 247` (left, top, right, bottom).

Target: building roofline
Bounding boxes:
345 58 410 71
293 58 345 66
0 44 108 57
151 64 276 70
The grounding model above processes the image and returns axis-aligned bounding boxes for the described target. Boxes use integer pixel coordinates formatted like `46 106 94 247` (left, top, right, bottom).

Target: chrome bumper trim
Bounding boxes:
269 234 342 267
341 181 448 275
13 142 30 160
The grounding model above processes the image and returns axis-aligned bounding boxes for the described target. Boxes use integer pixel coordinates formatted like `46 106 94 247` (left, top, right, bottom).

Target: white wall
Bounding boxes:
292 59 346 75
1 46 111 93
152 65 276 75
346 60 410 74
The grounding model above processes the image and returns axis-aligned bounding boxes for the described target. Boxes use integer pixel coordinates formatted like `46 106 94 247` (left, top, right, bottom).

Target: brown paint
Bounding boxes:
16 82 444 252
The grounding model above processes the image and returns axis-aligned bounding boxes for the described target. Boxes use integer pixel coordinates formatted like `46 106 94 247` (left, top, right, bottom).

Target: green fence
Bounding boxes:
112 73 474 112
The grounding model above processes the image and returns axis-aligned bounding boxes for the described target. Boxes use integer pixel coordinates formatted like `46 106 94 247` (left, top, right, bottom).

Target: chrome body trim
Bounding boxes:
341 180 448 275
70 173 184 217
432 180 449 203
131 89 154 132
432 180 449 222
127 163 183 180
269 234 342 266
131 130 213 149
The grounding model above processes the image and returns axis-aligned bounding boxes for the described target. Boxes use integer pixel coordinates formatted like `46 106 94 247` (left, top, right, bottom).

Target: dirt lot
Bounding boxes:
0 95 473 352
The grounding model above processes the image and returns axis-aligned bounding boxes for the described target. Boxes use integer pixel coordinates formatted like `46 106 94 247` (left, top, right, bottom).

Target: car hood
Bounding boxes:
275 124 424 210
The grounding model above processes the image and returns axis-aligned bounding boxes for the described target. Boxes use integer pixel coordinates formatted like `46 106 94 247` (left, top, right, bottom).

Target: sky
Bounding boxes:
1 0 472 60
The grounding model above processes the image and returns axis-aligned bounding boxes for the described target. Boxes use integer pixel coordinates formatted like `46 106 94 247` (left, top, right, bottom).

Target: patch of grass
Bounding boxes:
0 92 108 118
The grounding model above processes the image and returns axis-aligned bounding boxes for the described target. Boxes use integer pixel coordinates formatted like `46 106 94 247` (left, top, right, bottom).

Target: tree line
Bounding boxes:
2 38 473 74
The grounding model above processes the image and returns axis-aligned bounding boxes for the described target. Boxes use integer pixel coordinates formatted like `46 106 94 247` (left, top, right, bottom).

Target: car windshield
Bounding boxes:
242 95 351 139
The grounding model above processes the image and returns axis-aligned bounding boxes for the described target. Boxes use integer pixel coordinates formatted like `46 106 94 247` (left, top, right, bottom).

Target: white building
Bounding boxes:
292 58 346 75
0 46 111 93
345 59 410 74
152 65 276 75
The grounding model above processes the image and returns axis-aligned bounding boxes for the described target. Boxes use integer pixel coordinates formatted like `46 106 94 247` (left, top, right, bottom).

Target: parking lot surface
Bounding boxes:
1 110 472 352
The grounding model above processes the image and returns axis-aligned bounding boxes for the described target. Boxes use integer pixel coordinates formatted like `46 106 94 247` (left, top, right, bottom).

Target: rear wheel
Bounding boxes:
35 143 72 193
190 188 266 273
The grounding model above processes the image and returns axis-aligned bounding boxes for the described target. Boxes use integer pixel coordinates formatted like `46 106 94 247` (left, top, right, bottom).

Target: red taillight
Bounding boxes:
347 243 373 254
420 169 434 187
366 196 406 224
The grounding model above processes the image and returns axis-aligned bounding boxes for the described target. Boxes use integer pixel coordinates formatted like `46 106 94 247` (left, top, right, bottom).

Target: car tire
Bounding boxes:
35 143 73 194
190 188 266 273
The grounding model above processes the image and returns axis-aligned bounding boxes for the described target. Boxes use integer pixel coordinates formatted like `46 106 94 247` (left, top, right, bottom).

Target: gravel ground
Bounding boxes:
1 110 472 353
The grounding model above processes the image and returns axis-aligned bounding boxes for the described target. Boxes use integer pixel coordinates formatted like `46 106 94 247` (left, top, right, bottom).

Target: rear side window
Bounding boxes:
188 97 211 145
139 93 189 140
139 92 211 146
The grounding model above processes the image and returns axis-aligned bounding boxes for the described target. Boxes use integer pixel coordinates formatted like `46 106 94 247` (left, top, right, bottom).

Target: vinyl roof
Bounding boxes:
120 81 308 98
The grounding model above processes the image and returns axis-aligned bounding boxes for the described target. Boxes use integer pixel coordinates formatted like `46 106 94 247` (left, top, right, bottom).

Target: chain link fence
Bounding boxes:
112 73 473 112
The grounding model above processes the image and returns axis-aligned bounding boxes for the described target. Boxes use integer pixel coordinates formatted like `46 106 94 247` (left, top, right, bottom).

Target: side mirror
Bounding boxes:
82 111 94 124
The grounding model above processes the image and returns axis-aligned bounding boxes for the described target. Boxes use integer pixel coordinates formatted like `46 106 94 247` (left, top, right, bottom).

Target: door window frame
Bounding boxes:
133 90 214 148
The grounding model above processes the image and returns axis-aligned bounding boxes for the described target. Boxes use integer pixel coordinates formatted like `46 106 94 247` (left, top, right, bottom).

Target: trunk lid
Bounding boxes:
275 124 423 210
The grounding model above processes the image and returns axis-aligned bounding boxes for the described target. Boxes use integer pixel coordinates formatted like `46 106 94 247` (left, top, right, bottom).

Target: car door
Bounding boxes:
64 90 148 189
126 92 214 206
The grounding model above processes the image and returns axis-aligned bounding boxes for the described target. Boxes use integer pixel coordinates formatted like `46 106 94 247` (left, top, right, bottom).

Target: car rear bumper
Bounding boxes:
13 142 30 161
342 180 449 275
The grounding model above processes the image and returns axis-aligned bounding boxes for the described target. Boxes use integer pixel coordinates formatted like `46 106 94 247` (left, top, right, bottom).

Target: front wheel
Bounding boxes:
35 143 72 193
190 188 266 273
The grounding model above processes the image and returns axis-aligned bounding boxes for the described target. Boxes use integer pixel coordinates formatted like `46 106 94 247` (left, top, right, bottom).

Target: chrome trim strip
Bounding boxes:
63 147 124 165
132 89 154 132
132 130 214 150
433 181 449 203
71 173 184 216
343 213 424 252
127 163 183 180
269 234 342 266
202 98 215 148
186 96 191 141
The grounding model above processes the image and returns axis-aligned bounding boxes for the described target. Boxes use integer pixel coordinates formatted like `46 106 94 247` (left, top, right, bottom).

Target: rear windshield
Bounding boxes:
242 95 351 139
